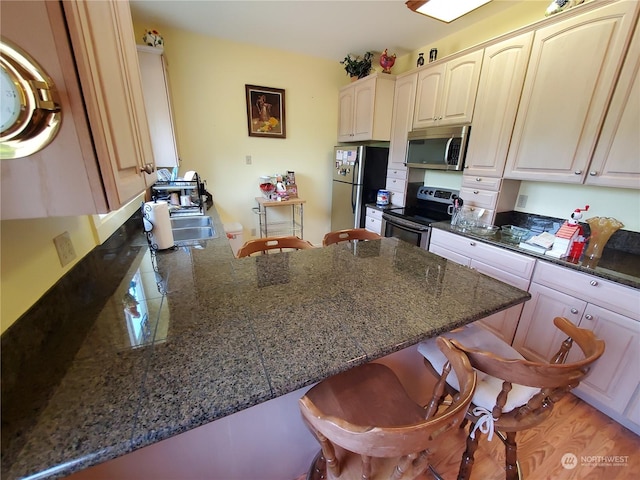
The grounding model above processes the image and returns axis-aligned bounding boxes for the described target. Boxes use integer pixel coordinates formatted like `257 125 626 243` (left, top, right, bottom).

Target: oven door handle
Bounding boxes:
382 214 430 233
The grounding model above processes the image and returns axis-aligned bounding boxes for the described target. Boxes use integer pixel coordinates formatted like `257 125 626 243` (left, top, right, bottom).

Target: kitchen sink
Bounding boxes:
171 216 217 244
171 216 213 229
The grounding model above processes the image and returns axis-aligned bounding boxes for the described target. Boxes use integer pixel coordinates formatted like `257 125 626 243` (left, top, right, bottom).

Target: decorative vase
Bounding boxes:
379 49 396 74
143 29 164 48
583 216 624 264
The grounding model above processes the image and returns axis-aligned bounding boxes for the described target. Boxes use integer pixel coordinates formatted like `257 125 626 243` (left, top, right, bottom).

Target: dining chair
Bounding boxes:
236 235 314 257
299 337 477 480
322 228 381 246
417 317 605 480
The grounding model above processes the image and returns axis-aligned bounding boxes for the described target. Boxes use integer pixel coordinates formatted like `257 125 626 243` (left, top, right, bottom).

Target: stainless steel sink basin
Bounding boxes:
171 216 213 229
172 226 217 243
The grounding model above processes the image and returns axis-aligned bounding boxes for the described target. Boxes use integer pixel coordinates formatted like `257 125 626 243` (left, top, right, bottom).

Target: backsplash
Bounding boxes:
1 210 146 472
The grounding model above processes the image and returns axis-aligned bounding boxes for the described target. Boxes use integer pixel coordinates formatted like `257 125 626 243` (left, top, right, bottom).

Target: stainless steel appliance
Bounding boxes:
331 144 389 231
405 124 471 171
382 186 459 249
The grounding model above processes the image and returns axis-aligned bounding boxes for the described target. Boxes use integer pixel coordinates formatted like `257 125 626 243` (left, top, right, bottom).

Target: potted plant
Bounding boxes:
340 52 373 80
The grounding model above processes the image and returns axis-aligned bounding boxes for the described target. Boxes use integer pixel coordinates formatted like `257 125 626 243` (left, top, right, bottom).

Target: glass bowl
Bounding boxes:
469 224 500 237
501 225 529 244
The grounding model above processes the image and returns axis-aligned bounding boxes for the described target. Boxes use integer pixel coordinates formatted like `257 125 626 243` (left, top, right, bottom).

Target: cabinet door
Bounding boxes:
513 282 587 362
64 0 157 209
413 64 444 128
137 46 180 168
504 1 638 184
587 19 640 189
352 77 376 141
388 73 417 166
464 32 533 178
337 86 355 141
439 49 483 126
572 304 640 415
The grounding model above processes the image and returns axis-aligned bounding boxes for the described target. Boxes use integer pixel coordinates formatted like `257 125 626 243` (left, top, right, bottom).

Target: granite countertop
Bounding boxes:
4 207 531 480
431 222 640 289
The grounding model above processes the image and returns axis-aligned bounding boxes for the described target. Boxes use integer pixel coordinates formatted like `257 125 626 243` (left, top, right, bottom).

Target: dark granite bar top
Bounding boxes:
431 221 640 290
3 207 530 480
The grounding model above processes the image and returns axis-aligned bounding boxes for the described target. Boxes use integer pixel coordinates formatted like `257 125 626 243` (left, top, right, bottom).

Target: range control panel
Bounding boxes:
416 186 459 204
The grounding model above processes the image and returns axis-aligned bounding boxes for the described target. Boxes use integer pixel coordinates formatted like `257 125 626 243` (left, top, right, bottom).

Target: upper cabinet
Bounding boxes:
463 32 534 178
586 17 640 189
0 0 155 220
503 1 639 184
388 72 418 167
412 49 483 129
137 46 180 168
337 73 395 142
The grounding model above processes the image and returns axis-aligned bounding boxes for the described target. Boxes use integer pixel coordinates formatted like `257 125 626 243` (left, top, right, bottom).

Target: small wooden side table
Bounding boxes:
254 197 306 238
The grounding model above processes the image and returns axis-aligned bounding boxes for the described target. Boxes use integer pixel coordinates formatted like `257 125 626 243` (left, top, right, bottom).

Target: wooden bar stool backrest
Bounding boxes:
322 228 381 247
299 337 476 480
420 317 605 480
236 236 314 258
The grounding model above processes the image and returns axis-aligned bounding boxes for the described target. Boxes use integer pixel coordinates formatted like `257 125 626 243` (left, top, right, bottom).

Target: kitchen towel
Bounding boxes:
142 200 174 250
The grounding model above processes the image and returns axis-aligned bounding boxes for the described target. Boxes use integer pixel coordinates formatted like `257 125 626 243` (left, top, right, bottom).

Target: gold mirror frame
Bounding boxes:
0 37 62 159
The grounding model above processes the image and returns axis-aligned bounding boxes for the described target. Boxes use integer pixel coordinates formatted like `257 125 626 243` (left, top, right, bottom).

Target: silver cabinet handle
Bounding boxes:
469 242 476 246
589 171 597 176
473 190 479 194
570 308 579 314
590 280 598 286
584 314 593 320
476 177 481 182
574 170 582 175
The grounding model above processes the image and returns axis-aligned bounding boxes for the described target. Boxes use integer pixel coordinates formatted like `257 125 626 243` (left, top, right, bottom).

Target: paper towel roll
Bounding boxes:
142 201 174 250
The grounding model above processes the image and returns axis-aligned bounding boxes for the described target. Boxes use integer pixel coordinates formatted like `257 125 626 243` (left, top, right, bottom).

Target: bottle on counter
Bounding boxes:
417 53 424 67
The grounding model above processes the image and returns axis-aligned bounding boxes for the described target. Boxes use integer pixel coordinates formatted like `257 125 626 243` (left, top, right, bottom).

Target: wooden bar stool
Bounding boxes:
236 235 314 257
417 317 605 480
322 228 381 246
299 337 477 480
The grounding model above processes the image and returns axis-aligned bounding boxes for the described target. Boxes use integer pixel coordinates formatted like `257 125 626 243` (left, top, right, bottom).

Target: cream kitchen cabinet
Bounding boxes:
513 260 640 434
459 175 520 225
463 32 533 178
364 207 383 235
503 0 639 184
337 73 395 142
0 0 155 219
586 17 640 189
412 49 483 129
388 72 418 167
137 45 180 168
429 228 535 344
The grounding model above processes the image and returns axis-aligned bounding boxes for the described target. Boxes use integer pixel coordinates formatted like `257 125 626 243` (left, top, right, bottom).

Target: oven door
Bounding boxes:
382 214 430 250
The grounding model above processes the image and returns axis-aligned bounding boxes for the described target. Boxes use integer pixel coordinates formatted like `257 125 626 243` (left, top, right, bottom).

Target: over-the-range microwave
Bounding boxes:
405 123 471 171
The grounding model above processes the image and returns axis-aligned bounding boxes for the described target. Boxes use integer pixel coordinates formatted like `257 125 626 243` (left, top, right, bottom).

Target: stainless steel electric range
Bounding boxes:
381 185 459 250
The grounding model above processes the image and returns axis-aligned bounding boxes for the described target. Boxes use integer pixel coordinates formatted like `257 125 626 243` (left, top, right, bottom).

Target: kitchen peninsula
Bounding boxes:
2 206 531 479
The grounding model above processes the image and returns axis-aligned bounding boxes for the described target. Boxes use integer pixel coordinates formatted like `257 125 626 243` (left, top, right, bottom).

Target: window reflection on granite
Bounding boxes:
256 253 290 287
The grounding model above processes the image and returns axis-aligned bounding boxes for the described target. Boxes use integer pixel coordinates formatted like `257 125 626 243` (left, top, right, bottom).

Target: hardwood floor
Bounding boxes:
296 394 639 480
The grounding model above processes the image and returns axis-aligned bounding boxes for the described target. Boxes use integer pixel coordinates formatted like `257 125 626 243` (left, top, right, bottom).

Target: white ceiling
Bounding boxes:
129 0 535 62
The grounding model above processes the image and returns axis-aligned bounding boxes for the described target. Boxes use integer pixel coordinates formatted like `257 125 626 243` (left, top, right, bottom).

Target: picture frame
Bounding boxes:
245 85 286 138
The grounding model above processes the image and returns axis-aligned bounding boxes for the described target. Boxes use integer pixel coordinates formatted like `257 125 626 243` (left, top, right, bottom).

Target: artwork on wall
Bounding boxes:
245 85 286 138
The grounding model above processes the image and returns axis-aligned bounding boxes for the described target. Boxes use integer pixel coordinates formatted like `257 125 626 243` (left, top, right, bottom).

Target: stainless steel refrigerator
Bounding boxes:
331 145 389 231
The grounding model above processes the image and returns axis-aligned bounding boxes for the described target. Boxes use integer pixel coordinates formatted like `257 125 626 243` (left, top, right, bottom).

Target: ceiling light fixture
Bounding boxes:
406 0 492 23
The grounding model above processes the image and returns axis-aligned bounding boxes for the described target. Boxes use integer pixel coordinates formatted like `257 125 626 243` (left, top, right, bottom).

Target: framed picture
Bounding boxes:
245 85 286 138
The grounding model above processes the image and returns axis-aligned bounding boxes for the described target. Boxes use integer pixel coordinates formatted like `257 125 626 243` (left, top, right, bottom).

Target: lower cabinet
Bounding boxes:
365 207 383 234
514 261 640 434
429 228 534 344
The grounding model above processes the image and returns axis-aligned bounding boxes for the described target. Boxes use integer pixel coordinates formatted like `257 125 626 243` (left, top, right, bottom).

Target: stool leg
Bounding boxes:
457 427 480 480
505 431 519 480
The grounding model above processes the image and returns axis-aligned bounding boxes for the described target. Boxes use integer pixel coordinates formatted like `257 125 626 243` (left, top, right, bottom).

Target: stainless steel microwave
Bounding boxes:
405 124 471 171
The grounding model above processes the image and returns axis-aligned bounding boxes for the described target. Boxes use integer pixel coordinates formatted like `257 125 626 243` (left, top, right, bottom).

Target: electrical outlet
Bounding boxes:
517 194 528 208
245 155 252 165
53 231 77 267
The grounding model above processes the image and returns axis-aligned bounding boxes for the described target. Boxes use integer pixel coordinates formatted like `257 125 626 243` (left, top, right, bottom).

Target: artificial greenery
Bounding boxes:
340 52 373 79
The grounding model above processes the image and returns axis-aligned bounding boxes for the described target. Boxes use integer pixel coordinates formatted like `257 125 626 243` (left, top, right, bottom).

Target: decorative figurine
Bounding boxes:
143 29 164 48
379 49 396 74
417 53 425 67
429 48 438 63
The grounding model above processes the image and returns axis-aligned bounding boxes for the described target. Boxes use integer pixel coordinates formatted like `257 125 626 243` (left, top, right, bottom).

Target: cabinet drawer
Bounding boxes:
430 229 535 280
461 175 502 191
365 207 382 221
385 177 407 192
533 261 639 320
386 167 407 179
429 244 471 267
471 259 531 291
459 187 498 210
365 217 382 234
